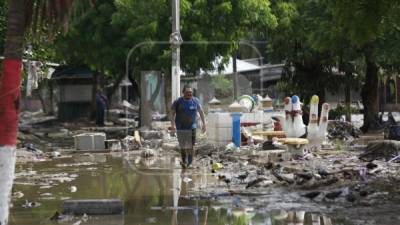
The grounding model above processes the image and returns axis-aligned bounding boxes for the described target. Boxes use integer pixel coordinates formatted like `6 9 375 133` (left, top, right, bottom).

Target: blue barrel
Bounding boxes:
231 113 242 147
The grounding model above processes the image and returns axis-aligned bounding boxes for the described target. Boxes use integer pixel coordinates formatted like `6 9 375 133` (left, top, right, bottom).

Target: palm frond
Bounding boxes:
28 0 94 36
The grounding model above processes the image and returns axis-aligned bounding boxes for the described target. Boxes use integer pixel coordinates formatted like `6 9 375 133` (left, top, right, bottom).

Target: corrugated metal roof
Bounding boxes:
51 65 93 79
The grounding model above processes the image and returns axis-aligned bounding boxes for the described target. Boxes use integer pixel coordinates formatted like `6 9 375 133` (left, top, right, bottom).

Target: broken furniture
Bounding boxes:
253 131 286 140
74 133 106 151
62 199 123 215
278 138 309 156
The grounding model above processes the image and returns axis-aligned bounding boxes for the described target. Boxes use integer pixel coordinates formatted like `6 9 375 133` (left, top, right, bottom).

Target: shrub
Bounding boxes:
211 74 233 98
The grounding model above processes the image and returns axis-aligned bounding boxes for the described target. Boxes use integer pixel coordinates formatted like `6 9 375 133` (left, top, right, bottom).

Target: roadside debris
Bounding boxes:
69 186 77 193
22 200 41 208
140 148 156 158
328 120 362 142
359 140 400 161
12 191 24 199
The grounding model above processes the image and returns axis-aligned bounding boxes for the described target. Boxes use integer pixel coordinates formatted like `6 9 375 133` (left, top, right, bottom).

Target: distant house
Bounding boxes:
200 57 284 96
50 66 95 121
181 57 284 107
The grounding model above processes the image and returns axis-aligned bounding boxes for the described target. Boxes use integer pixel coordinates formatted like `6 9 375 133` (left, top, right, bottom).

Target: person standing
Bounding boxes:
95 89 108 126
171 85 206 168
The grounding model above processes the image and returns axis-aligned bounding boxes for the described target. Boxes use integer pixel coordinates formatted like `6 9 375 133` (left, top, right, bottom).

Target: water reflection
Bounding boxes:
10 153 347 225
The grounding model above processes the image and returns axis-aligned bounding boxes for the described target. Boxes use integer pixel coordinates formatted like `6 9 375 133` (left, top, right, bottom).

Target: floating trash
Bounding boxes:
69 186 77 193
13 191 24 199
183 177 192 183
22 200 41 208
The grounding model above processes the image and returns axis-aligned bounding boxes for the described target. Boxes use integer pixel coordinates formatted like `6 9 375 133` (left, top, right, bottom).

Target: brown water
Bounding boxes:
9 152 351 225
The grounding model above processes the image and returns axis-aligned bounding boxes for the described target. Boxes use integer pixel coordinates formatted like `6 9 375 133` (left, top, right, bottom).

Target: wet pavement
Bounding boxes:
9 151 357 225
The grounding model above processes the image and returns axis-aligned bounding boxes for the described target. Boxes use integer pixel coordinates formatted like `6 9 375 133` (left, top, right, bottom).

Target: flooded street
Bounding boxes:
9 151 355 225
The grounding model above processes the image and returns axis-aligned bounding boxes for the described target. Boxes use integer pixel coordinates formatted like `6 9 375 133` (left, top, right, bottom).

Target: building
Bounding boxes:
50 66 95 121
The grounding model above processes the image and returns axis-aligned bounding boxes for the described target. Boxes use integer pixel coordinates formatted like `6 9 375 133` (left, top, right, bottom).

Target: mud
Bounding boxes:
10 119 400 225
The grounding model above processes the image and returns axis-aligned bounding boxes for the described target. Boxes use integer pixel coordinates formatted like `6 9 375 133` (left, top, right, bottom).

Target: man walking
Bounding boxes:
171 85 206 168
95 89 108 126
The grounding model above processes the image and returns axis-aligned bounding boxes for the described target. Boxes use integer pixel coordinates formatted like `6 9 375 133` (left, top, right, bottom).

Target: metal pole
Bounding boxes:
233 52 238 101
171 0 182 102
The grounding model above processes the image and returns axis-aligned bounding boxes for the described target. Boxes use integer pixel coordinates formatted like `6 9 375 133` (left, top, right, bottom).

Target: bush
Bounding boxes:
211 74 233 98
329 105 359 120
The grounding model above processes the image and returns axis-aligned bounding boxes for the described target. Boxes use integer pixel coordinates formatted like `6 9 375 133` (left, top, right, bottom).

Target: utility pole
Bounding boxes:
170 0 182 102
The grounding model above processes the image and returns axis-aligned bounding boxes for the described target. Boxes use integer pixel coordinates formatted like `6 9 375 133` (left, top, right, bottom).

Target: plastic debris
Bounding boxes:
182 177 192 183
69 186 77 193
212 163 224 170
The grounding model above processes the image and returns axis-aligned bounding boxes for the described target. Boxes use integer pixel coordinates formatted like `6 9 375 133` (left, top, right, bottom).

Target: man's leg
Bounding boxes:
96 106 103 125
187 148 193 166
99 109 105 126
177 130 187 168
180 148 187 166
187 129 196 167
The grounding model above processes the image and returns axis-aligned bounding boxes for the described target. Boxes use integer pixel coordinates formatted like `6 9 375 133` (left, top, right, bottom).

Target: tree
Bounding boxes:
332 0 400 131
0 1 7 55
266 0 400 131
54 0 279 120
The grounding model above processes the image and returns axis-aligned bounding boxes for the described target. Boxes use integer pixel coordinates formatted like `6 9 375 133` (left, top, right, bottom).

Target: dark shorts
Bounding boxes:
176 129 196 149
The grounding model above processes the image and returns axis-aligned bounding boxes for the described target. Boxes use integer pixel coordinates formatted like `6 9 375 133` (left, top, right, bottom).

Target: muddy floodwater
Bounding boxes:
10 152 359 225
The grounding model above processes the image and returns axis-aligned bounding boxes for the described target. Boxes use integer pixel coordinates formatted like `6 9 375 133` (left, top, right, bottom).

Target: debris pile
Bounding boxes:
359 140 400 162
327 120 362 142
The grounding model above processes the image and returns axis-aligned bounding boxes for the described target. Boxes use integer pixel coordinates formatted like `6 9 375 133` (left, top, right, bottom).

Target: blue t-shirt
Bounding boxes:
96 93 107 110
172 97 202 130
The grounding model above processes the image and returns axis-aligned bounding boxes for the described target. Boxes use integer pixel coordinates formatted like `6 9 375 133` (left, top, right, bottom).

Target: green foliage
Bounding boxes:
265 0 399 107
55 0 124 77
275 80 292 97
329 104 359 120
211 74 233 98
54 0 278 81
0 0 7 54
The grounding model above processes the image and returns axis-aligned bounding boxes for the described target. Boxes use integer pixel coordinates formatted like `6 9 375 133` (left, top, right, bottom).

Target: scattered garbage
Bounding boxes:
140 148 156 158
359 140 400 161
13 191 24 199
139 130 163 140
24 143 44 156
22 200 41 208
50 151 61 158
12 103 400 225
328 120 362 141
69 186 77 193
212 163 224 170
182 177 192 183
105 139 122 150
225 142 237 151
121 135 141 150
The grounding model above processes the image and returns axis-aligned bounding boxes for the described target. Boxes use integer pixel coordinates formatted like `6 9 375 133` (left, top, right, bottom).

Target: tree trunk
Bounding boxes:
91 71 99 120
361 50 379 132
0 0 26 146
345 72 351 122
164 69 172 121
107 73 125 102
0 1 26 224
48 81 54 115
